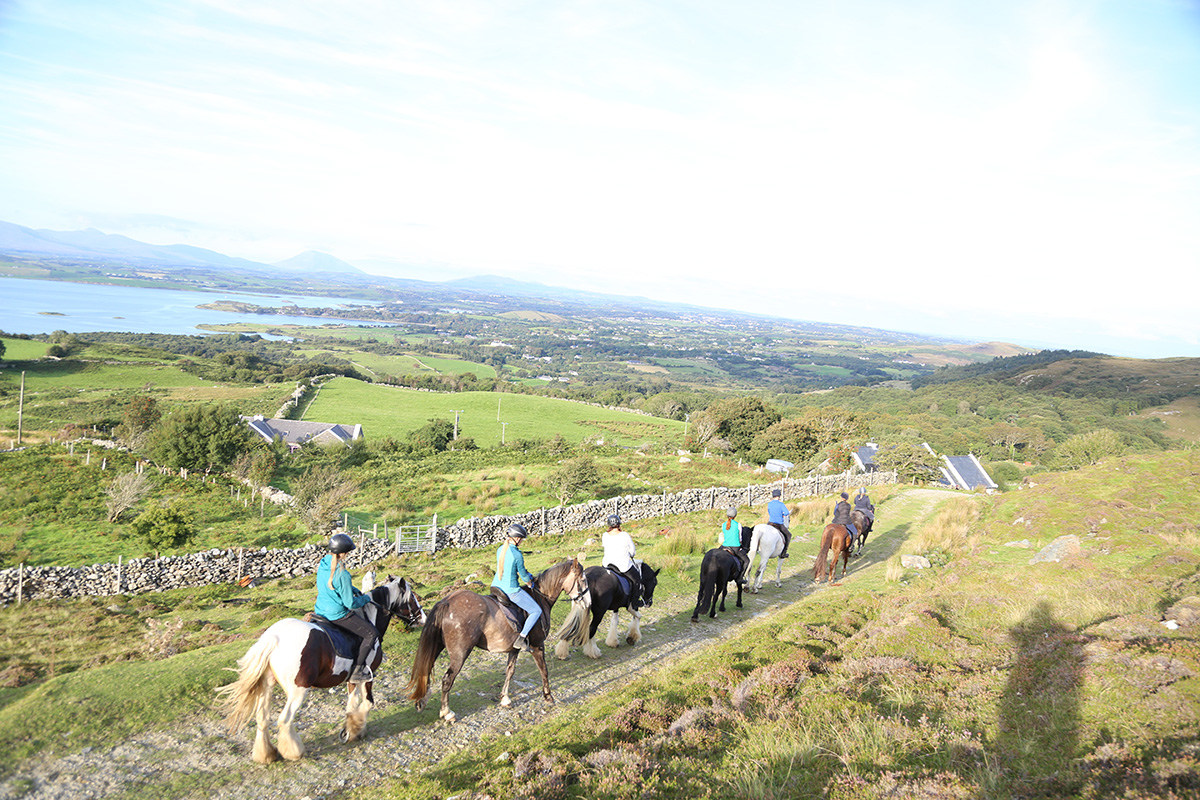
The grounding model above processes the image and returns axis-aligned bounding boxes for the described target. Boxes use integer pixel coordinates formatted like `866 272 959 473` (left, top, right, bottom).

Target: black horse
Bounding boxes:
556 562 660 659
850 509 874 556
691 547 743 622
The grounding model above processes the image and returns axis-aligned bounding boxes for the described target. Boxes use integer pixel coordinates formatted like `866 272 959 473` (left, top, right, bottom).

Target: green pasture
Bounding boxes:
0 337 51 361
304 378 685 447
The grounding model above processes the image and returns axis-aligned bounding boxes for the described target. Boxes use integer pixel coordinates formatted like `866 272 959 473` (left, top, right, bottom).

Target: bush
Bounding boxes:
130 503 195 550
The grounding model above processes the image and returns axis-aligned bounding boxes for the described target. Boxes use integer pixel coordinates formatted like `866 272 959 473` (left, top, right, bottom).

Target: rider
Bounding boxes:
602 514 642 610
854 487 875 526
314 533 378 684
492 522 541 652
719 506 750 586
832 491 859 547
767 488 792 558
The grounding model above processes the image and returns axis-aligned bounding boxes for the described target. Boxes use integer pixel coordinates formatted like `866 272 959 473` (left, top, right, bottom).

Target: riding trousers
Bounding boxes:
506 589 542 637
329 611 378 668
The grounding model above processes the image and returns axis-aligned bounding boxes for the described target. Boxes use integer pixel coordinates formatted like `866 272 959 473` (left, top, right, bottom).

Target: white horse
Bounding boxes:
746 523 786 592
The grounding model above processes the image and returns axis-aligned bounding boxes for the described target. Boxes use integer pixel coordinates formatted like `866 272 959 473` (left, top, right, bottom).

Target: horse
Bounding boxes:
555 561 660 660
813 524 850 584
407 558 589 723
746 523 786 592
691 547 744 622
849 509 873 556
216 575 426 764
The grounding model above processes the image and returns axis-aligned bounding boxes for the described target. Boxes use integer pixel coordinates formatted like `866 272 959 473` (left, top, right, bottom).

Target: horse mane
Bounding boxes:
535 557 576 588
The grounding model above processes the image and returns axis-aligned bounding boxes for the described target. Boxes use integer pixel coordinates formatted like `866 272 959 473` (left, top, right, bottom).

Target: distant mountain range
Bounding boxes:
0 220 365 275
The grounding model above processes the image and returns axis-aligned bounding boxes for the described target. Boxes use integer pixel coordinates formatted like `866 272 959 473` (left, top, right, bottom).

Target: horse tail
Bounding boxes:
556 599 589 647
215 630 278 734
813 526 832 579
407 600 447 702
692 551 715 619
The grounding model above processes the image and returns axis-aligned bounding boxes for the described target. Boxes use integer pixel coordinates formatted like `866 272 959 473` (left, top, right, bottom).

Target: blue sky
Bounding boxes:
2 0 1199 358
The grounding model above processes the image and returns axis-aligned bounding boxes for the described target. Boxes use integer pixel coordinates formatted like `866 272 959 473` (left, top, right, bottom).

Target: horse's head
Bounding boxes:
567 558 590 606
639 563 662 608
538 557 590 606
377 575 426 628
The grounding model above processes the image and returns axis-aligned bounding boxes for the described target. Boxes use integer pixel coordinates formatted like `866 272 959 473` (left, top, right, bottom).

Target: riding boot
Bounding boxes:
779 527 792 558
623 569 642 610
513 635 531 652
350 664 373 683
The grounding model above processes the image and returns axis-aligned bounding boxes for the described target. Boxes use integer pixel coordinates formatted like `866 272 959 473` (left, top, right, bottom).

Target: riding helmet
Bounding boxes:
329 533 355 553
840 492 849 500
507 522 528 539
771 489 781 498
606 513 621 529
726 506 738 518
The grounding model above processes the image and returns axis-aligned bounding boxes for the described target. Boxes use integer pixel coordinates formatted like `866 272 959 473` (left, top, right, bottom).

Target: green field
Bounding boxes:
304 378 685 447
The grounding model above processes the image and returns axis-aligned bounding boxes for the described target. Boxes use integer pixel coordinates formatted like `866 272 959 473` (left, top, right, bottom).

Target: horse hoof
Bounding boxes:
690 617 698 623
500 696 512 707
338 726 350 743
440 710 457 723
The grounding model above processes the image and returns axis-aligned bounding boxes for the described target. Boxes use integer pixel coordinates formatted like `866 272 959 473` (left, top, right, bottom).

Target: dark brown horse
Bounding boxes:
813 524 850 584
849 509 873 556
407 558 589 723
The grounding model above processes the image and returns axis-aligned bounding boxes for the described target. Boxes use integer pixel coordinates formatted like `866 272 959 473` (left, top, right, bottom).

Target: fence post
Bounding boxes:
431 514 438 553
116 555 122 595
237 548 244 584
662 489 666 517
343 513 348 530
17 563 23 605
374 522 378 539
746 484 751 507
541 507 546 534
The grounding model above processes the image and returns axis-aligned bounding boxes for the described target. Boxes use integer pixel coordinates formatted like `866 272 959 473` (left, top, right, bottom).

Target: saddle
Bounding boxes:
488 587 549 638
605 565 633 596
306 613 378 662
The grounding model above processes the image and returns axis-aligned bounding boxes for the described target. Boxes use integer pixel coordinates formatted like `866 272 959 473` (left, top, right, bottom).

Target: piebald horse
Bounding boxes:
217 575 426 763
746 523 786 592
555 562 660 660
813 524 850 584
407 558 589 723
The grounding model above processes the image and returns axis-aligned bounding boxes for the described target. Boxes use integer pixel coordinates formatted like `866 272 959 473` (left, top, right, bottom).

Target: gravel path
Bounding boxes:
1 489 951 800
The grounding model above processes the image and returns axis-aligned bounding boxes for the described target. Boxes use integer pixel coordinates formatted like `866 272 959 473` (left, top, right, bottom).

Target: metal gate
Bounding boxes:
343 513 438 554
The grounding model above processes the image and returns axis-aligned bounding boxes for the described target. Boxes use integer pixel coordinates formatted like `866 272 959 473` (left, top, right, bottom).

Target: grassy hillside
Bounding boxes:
373 451 1200 800
303 377 685 448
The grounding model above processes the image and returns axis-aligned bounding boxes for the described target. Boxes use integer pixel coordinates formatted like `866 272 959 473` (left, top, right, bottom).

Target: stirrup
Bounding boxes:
513 635 530 652
350 665 373 683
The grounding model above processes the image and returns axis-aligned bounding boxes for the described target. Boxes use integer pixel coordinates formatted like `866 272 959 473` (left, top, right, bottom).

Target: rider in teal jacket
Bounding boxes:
492 523 541 651
314 533 377 683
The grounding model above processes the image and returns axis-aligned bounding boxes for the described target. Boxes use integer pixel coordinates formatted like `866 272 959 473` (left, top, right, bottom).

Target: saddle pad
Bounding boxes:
310 619 361 661
489 587 526 633
607 568 632 596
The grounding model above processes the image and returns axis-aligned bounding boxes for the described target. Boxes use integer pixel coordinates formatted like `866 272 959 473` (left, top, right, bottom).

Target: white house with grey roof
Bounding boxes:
243 415 362 450
852 441 997 491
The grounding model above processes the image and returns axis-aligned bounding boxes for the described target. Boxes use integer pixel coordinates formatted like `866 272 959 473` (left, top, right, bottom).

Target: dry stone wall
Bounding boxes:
0 469 895 603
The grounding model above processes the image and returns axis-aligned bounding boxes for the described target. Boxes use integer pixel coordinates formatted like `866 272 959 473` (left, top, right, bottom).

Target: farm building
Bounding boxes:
242 415 363 450
852 441 998 491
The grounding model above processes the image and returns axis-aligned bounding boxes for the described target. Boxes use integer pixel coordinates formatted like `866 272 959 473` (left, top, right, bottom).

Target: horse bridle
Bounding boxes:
381 580 425 627
566 567 590 603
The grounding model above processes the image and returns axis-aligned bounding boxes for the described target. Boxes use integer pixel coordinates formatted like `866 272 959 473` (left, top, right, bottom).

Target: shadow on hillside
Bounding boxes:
991 600 1085 797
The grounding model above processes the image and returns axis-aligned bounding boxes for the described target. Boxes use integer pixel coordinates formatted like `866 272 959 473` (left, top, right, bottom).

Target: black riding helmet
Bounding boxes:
507 522 528 539
329 533 355 553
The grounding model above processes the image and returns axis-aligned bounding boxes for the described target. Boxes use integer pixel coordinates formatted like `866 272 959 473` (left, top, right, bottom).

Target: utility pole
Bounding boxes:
684 412 689 438
497 396 502 421
450 410 464 440
17 371 25 446
501 422 508 445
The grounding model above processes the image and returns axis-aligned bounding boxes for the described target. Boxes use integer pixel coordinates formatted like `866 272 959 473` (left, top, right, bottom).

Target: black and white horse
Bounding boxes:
555 561 660 659
217 576 426 763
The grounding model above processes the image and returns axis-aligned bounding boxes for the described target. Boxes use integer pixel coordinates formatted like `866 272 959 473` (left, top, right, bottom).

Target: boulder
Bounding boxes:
901 555 931 569
1165 596 1200 628
1029 535 1082 565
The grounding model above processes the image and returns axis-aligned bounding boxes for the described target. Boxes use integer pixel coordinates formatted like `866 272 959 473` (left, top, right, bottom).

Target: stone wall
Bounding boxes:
0 469 895 603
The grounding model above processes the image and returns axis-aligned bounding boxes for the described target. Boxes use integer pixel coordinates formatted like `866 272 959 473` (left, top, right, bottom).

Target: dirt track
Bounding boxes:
1 489 950 800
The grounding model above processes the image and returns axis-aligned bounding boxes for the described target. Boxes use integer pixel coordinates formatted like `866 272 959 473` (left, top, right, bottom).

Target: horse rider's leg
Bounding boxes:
439 645 470 723
530 644 554 704
251 674 280 764
625 606 642 646
605 609 621 648
779 524 792 558
275 682 308 761
499 650 519 708
583 608 603 659
341 680 373 743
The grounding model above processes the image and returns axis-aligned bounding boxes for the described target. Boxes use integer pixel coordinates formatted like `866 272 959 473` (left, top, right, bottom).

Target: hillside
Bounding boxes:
0 453 1196 798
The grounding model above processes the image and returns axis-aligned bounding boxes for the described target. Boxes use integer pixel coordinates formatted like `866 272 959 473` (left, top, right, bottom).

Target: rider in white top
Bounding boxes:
601 514 641 609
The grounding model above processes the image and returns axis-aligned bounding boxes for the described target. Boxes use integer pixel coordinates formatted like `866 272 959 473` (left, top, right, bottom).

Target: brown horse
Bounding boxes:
407 558 589 723
813 524 850 584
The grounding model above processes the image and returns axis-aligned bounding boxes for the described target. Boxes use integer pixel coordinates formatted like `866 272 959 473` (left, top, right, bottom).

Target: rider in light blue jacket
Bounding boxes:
492 523 540 651
314 533 377 683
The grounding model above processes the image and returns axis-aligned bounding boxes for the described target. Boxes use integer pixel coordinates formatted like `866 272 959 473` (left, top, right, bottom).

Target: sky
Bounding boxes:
2 0 1200 359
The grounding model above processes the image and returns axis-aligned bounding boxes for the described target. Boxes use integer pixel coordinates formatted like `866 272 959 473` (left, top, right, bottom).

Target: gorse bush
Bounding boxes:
130 503 195 551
